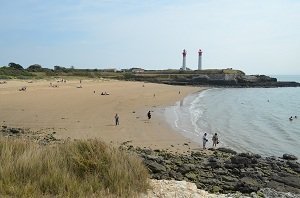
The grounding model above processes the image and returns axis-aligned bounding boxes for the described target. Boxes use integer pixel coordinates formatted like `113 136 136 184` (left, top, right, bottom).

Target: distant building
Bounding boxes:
130 68 145 73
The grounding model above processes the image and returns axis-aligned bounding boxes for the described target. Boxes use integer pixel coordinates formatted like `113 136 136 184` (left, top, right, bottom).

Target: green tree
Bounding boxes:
27 64 43 72
8 62 24 70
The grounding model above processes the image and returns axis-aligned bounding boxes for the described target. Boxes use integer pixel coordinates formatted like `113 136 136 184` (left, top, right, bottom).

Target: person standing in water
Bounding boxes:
115 113 119 125
202 133 208 149
212 133 219 147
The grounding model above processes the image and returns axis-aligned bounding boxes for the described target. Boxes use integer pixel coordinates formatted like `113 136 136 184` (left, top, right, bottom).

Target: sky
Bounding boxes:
0 0 299 75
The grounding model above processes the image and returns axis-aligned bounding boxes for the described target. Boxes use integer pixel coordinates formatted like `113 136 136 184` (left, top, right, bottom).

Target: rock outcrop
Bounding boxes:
120 144 300 196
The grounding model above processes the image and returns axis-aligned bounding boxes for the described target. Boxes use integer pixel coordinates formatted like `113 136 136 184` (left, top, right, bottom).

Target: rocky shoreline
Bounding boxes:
120 142 300 196
2 126 300 197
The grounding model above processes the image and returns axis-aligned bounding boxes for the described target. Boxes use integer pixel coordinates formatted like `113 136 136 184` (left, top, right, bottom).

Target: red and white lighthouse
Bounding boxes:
182 49 187 70
198 49 202 70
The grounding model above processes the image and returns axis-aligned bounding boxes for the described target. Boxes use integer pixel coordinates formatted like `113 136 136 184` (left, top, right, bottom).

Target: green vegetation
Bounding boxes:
0 66 35 79
0 62 245 82
0 138 149 197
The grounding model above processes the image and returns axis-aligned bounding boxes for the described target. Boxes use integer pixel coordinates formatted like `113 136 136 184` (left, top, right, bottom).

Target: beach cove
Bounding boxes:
0 79 204 152
2 79 300 197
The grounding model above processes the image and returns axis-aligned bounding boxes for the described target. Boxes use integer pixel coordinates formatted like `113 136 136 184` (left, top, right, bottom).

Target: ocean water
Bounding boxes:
164 75 300 158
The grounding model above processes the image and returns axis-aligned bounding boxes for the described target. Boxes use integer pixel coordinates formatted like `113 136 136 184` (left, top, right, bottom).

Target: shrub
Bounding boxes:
0 138 149 197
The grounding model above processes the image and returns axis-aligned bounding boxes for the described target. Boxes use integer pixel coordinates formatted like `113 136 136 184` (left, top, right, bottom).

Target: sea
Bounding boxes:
164 75 300 158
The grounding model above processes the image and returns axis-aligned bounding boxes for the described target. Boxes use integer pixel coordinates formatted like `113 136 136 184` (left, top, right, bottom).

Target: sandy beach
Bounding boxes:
0 79 204 152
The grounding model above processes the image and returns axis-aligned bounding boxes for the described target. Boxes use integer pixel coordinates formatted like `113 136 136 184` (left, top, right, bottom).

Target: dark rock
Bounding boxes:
191 151 204 158
143 148 153 155
185 172 198 181
222 176 239 182
222 181 238 191
271 174 300 189
267 180 300 194
198 171 214 178
236 177 262 193
208 157 217 162
266 180 287 193
269 162 279 171
146 155 163 163
286 160 300 169
178 163 196 174
213 168 228 175
203 178 221 185
207 158 223 168
211 185 222 193
230 155 251 167
169 170 183 181
195 182 206 189
283 154 298 161
217 147 237 155
231 168 240 175
9 128 22 134
144 160 166 173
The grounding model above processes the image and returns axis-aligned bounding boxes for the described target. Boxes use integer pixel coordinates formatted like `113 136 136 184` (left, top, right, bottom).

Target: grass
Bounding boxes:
0 138 149 197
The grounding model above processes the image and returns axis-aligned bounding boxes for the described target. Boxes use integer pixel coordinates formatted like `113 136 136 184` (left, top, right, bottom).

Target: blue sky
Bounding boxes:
0 0 299 74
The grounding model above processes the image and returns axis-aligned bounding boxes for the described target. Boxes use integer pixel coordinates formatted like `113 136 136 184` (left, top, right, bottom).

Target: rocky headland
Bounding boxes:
120 142 300 197
133 69 300 88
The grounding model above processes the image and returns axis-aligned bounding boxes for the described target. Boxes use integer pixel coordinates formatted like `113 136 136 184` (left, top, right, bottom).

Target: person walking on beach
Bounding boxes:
115 113 119 125
202 133 208 149
212 133 219 148
147 111 151 119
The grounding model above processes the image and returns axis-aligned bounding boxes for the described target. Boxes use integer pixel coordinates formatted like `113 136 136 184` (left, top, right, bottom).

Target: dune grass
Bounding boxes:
0 138 149 197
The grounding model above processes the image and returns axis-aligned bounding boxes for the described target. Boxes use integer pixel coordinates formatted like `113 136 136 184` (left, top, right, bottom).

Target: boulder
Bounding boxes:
282 154 298 161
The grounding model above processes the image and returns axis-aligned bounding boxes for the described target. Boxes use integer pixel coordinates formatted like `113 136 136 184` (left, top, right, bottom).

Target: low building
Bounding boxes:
130 68 145 73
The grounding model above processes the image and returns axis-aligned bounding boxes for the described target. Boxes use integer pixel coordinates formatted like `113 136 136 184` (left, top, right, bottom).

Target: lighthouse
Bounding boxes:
182 49 187 70
198 49 202 70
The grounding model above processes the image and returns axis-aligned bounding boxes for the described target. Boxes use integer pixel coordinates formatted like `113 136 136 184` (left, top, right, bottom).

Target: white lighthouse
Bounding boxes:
182 49 187 70
198 49 202 70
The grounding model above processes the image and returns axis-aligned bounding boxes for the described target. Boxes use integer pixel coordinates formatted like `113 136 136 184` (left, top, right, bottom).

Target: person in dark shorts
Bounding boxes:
115 113 119 125
147 111 151 119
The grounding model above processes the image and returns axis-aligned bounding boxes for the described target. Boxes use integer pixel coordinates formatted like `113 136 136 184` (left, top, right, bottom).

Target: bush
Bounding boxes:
0 138 149 197
0 67 35 78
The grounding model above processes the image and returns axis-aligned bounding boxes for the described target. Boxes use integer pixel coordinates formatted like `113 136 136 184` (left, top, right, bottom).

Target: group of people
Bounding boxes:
18 86 27 91
202 132 219 149
56 78 66 83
